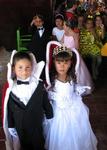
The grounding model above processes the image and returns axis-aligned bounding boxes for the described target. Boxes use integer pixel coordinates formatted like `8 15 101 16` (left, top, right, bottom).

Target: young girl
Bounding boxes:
61 19 79 50
52 14 65 42
44 43 97 150
61 20 93 94
94 14 105 41
2 50 53 150
79 17 102 80
77 14 85 30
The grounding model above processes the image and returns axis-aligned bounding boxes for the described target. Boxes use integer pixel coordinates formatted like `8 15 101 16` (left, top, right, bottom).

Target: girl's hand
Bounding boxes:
76 85 91 96
100 24 104 30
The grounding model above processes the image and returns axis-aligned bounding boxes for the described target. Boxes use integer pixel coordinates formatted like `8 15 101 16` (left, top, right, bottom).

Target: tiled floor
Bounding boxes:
0 48 107 150
84 76 107 150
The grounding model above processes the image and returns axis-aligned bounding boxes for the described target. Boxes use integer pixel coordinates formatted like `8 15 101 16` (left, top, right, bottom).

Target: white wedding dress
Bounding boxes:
44 79 97 150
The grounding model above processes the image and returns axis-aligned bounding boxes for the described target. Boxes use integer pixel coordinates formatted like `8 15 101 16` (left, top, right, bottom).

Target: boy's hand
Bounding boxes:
30 19 35 26
8 128 18 138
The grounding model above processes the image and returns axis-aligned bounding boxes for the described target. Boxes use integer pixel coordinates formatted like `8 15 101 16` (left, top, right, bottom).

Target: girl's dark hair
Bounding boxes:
50 51 77 89
93 14 103 24
65 19 78 30
12 52 32 67
55 14 64 21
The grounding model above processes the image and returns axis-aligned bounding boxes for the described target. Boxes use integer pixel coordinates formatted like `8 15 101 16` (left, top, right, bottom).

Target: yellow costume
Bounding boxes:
79 29 102 56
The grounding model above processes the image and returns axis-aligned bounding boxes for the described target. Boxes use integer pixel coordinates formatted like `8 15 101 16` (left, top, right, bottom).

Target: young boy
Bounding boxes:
2 50 53 150
28 14 51 62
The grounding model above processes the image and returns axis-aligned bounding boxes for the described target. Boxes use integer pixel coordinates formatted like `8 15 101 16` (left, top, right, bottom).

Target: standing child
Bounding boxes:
61 20 93 94
79 17 102 80
44 43 97 150
61 19 79 50
52 14 65 42
2 50 53 150
28 14 51 62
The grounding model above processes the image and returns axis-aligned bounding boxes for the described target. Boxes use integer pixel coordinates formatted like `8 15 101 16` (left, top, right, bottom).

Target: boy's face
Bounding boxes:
13 59 32 80
33 17 44 28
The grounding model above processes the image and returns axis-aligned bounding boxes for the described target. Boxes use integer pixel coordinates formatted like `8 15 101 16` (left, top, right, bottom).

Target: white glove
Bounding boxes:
10 50 17 65
76 85 91 96
8 128 18 138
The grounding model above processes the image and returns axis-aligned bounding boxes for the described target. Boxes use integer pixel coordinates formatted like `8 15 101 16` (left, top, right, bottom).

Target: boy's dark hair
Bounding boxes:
33 14 44 21
12 52 32 67
50 51 76 88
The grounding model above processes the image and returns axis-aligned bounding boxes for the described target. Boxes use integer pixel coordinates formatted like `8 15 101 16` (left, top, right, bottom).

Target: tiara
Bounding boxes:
53 46 72 57
55 14 64 20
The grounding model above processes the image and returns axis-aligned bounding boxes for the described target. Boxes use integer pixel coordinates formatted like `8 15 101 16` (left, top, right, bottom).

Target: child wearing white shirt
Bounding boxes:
52 14 65 42
2 50 53 150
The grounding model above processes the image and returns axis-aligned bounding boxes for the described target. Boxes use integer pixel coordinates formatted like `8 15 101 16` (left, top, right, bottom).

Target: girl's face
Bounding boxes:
78 16 84 27
63 23 70 33
54 59 71 78
86 20 93 30
13 59 32 80
55 19 64 28
95 16 103 27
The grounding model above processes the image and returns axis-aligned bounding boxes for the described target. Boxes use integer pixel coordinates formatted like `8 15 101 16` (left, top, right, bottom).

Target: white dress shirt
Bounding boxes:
37 26 44 37
12 76 39 105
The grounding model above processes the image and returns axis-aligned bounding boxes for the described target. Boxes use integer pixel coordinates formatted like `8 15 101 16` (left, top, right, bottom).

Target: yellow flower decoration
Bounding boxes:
88 15 93 19
96 12 100 16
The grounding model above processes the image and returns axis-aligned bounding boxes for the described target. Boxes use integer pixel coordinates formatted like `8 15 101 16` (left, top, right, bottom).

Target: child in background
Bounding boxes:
77 14 85 30
28 14 51 62
61 19 79 50
2 51 53 150
80 17 102 80
94 14 105 41
44 44 97 150
52 14 65 42
61 20 93 94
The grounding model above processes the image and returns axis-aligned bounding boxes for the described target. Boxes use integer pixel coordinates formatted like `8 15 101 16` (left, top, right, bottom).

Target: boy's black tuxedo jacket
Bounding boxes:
8 81 53 150
28 25 51 62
